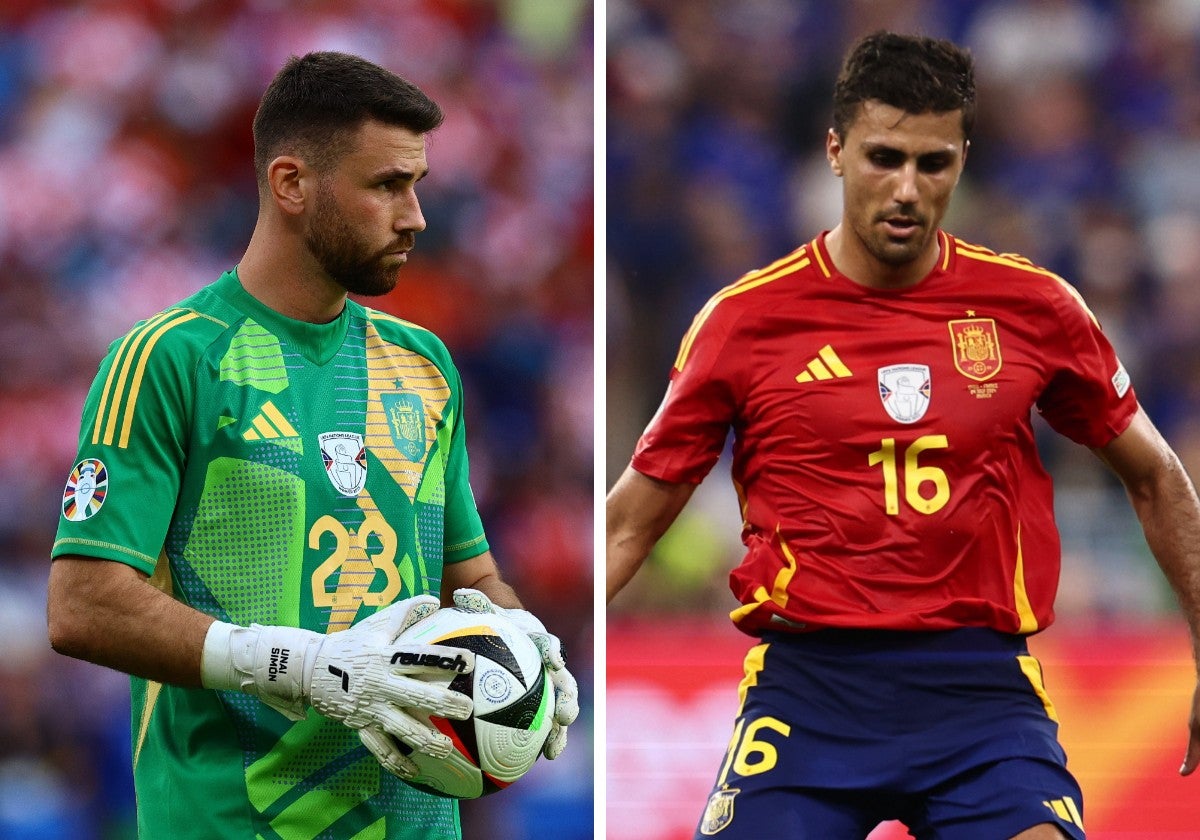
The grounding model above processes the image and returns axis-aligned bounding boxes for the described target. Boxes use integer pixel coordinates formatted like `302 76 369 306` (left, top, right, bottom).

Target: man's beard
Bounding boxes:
304 182 409 297
867 232 927 267
863 207 930 267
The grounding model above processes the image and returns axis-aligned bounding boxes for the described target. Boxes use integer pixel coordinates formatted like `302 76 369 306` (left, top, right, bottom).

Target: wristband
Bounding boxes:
200 619 322 720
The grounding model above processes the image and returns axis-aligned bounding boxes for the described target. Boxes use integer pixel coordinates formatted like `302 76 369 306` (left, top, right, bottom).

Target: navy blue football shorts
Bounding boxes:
695 628 1085 839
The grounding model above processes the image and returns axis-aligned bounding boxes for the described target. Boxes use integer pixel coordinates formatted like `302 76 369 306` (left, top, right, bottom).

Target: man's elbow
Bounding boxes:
46 586 86 659
45 559 102 660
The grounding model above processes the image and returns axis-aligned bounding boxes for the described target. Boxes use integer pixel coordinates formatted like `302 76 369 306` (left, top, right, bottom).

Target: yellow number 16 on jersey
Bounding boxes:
868 434 951 515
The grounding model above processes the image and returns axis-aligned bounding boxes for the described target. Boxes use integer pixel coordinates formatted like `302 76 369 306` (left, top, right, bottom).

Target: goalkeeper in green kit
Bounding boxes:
46 51 578 840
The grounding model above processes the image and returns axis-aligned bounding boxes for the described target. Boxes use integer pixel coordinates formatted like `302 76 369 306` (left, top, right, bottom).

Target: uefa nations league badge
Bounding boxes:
318 432 368 496
63 458 108 521
878 364 931 424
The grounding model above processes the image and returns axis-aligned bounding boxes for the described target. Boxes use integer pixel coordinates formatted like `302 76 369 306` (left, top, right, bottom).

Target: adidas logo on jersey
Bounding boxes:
795 345 852 383
1042 795 1083 829
242 400 299 442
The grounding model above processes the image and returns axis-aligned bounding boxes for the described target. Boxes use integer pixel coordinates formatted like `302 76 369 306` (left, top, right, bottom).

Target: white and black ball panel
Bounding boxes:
392 607 554 798
433 629 528 684
474 664 551 783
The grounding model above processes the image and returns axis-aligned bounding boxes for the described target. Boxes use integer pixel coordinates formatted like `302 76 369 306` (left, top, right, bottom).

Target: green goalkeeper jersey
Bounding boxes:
53 269 490 840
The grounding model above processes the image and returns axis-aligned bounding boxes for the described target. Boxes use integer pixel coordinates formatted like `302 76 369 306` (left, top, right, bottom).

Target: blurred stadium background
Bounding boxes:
0 1 592 838
607 1 1200 837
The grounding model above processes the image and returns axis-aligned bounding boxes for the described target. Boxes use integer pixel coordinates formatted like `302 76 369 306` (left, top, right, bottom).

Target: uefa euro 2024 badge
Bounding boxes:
63 458 108 521
318 432 368 496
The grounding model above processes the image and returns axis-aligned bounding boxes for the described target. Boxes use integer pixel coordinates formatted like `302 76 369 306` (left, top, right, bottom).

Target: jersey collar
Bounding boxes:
216 268 352 366
812 230 954 290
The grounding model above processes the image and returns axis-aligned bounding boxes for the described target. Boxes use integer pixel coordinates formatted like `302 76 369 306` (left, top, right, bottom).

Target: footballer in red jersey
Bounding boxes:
608 30 1200 840
633 229 1137 637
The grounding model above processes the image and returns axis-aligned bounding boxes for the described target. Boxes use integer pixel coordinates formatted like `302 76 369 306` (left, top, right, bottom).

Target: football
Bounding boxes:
393 605 554 799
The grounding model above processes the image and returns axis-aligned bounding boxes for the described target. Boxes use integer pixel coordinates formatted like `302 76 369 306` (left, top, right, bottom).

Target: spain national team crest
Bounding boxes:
878 364 931 424
699 787 739 836
380 392 426 461
318 432 368 496
948 317 1002 381
63 458 108 521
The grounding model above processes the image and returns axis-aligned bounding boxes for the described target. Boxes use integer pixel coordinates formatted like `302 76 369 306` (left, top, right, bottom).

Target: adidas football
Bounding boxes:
394 605 554 799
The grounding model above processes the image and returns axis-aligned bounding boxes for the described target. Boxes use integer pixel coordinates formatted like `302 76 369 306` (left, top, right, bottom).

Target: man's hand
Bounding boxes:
202 595 474 776
452 588 579 759
1182 680 1200 776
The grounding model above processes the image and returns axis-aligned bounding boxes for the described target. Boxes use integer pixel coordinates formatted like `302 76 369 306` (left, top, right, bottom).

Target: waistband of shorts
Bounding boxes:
760 626 1030 656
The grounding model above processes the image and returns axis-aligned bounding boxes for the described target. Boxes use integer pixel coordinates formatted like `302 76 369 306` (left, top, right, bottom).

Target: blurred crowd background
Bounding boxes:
607 0 1200 621
0 0 592 838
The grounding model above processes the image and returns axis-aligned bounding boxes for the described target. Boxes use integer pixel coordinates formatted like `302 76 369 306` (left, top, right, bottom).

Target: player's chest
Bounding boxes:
199 351 450 502
737 305 1046 447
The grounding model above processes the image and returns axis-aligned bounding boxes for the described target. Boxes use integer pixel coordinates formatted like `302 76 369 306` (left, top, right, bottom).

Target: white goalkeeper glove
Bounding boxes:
201 595 474 775
452 588 579 759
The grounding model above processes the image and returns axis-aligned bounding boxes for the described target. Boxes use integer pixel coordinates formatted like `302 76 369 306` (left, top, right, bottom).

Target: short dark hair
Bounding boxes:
252 51 444 186
833 31 975 142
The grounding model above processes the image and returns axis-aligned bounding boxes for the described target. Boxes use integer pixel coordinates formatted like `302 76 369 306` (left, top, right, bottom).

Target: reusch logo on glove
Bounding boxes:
391 651 470 672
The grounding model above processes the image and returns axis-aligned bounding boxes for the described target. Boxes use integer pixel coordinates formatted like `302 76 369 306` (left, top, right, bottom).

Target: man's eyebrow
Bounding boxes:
860 141 958 157
373 166 430 182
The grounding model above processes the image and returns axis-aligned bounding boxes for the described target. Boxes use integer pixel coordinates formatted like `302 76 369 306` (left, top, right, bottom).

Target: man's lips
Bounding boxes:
882 217 920 236
382 242 414 259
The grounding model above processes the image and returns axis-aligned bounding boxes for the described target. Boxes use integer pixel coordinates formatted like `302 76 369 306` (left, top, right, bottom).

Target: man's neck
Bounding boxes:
237 224 347 324
824 224 940 291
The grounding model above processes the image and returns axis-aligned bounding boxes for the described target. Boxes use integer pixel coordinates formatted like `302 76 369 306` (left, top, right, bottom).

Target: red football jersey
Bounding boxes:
632 231 1138 636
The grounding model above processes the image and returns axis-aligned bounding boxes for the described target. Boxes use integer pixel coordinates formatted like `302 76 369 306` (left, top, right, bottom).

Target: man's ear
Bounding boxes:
267 155 309 216
826 128 844 177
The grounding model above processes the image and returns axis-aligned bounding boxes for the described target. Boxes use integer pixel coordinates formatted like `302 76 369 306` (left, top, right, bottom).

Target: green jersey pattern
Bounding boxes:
53 270 489 839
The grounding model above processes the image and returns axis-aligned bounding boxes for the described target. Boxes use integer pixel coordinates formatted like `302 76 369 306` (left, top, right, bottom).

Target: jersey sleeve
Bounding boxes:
1035 282 1137 447
631 299 740 484
52 314 195 575
441 360 489 563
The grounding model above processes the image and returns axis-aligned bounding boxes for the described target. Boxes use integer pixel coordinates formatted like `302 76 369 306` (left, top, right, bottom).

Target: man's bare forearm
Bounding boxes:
606 467 696 602
1127 457 1200 657
47 555 213 687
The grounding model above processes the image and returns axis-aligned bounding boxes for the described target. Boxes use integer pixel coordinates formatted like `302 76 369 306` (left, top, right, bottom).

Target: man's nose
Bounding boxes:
396 192 426 233
893 162 919 205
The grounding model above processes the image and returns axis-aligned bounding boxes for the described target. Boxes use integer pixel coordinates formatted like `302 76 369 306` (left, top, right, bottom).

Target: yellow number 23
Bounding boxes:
309 512 403 608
